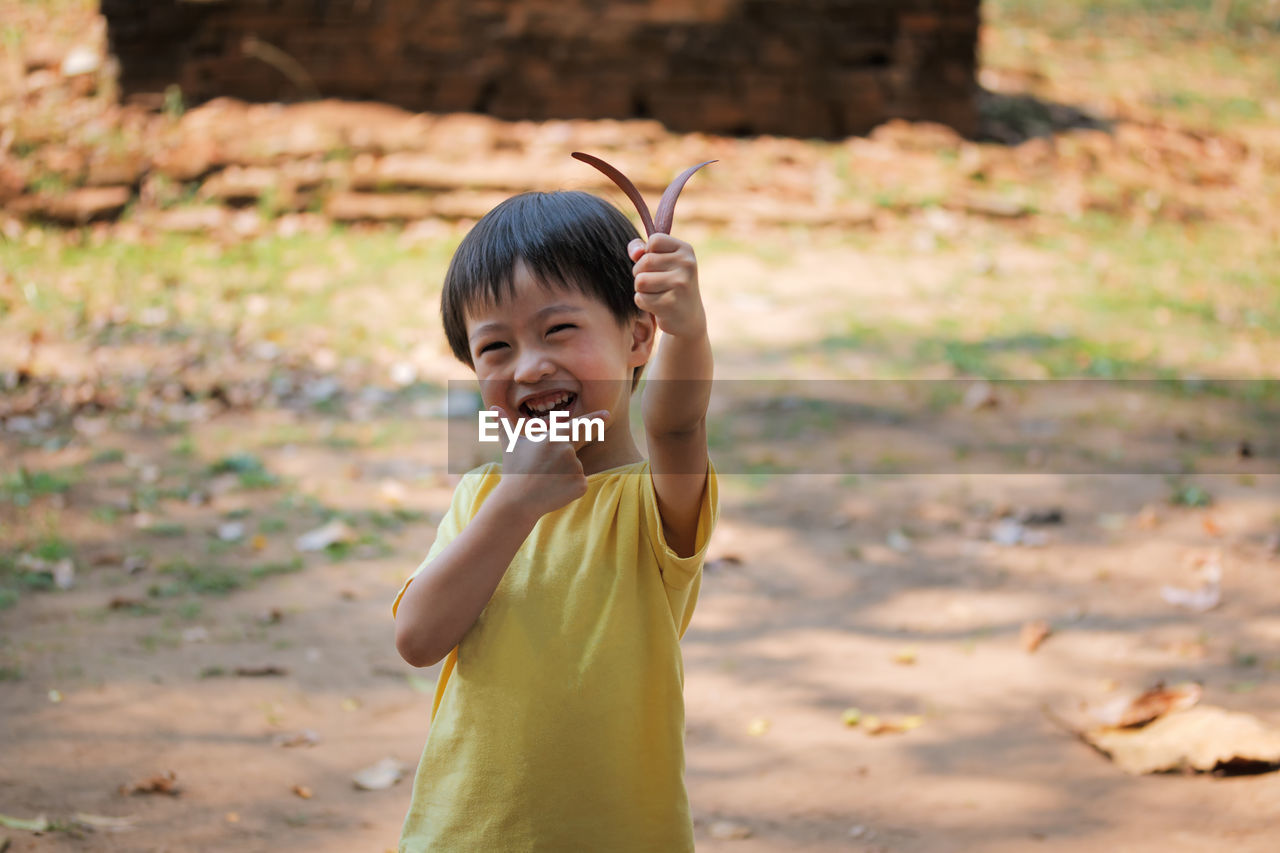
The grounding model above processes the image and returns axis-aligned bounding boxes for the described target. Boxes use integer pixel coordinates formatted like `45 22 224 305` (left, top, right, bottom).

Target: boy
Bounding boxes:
392 189 716 851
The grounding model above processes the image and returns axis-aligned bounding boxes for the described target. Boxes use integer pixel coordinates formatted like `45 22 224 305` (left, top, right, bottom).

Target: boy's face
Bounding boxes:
464 260 653 426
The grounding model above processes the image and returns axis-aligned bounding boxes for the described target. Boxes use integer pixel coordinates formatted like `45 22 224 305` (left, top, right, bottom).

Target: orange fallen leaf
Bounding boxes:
1092 682 1202 728
1134 506 1161 530
291 784 313 799
891 647 918 665
862 714 924 735
120 771 181 797
1202 516 1223 537
1020 619 1052 653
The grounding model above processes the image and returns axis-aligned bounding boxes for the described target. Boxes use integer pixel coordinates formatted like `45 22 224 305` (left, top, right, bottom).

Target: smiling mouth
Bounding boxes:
518 391 577 420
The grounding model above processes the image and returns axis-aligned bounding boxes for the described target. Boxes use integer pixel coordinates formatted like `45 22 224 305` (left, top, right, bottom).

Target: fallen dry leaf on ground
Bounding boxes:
861 714 925 735
294 520 355 552
119 771 180 796
1160 556 1222 612
891 647 918 665
1020 619 1053 653
1091 682 1203 728
352 758 407 791
272 729 321 748
709 820 752 840
291 784 313 799
1085 707 1280 775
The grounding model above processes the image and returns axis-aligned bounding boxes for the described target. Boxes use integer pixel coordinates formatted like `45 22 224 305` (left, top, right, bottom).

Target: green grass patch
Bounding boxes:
1 466 78 505
150 560 243 596
249 557 305 580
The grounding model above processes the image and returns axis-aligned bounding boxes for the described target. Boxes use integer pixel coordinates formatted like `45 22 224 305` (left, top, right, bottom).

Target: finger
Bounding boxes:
634 291 675 315
634 246 694 275
627 238 646 262
645 233 682 253
489 404 521 433
634 272 678 294
571 409 611 450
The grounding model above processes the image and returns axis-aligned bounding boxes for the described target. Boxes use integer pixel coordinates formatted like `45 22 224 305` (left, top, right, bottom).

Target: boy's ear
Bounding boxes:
627 311 657 368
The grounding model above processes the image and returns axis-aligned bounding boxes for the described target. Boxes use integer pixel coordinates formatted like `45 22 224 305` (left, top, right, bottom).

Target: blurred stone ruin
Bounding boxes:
101 0 981 139
0 0 1271 241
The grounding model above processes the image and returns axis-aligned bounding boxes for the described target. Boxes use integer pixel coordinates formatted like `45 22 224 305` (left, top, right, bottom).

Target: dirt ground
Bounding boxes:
5 2 1280 851
3 242 1279 852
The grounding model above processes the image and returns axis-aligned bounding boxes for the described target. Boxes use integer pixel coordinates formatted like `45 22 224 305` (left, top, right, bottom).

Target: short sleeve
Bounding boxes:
641 458 719 591
391 464 497 618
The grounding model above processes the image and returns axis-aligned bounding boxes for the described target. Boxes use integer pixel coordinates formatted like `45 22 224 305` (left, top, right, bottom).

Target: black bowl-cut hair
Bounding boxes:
441 191 646 387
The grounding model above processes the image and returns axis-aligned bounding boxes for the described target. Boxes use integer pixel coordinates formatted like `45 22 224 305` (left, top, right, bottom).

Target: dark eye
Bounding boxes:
478 341 508 355
548 323 576 335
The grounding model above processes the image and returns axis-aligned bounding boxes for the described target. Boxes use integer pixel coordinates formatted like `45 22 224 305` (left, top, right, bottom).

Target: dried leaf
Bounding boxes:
291 785 313 800
891 647 918 665
120 771 181 796
841 707 863 727
52 558 75 590
352 758 406 791
295 520 355 552
709 820 752 840
1020 619 1052 653
1160 556 1222 612
863 714 924 735
217 521 246 542
1084 706 1280 774
272 729 321 748
1091 682 1202 728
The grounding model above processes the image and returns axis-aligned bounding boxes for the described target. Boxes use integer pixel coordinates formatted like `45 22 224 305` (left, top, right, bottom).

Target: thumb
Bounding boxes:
571 409 611 451
490 403 519 429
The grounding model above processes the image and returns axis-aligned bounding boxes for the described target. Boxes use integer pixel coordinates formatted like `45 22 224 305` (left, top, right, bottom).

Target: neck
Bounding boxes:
576 419 642 475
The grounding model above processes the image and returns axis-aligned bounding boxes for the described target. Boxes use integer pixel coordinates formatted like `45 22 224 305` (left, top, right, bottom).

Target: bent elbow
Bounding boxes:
395 623 446 669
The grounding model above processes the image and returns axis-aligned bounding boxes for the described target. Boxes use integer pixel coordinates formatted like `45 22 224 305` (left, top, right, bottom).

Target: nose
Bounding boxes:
512 345 555 385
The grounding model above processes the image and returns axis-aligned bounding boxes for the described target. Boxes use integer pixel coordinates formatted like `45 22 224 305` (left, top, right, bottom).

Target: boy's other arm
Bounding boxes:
631 234 712 558
394 490 538 668
394 405 606 667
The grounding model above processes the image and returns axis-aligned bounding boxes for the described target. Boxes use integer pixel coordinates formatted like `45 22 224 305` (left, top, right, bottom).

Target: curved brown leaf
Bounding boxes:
571 152 655 236
653 160 716 235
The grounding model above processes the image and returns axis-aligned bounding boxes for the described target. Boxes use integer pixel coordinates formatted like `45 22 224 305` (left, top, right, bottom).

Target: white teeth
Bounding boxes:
524 392 572 414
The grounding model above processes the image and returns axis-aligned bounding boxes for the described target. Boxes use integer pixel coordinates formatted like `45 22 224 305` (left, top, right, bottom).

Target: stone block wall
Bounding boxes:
101 0 979 139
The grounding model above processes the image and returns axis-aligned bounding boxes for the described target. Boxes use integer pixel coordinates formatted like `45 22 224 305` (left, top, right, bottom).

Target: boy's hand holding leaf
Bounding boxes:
629 234 706 339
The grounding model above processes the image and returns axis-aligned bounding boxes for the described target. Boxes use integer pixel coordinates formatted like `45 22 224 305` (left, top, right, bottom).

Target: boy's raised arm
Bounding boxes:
630 233 713 558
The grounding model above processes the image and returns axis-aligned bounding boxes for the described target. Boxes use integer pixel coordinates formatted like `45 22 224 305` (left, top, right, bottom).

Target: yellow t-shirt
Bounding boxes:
392 459 718 852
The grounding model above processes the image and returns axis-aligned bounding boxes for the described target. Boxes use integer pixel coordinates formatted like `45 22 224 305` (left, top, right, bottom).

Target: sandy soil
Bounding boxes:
3 272 1278 853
